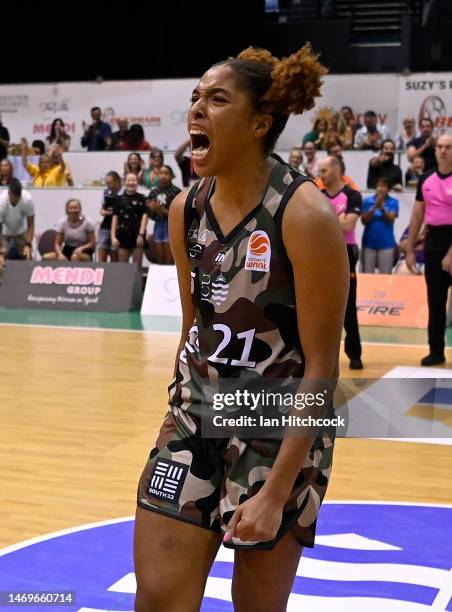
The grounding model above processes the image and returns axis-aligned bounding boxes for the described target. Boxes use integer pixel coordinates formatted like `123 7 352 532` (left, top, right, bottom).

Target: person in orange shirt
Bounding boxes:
315 143 359 191
21 139 66 187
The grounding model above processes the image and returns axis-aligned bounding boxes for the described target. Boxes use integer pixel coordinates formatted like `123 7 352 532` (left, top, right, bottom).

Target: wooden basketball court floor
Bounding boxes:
1 308 452 551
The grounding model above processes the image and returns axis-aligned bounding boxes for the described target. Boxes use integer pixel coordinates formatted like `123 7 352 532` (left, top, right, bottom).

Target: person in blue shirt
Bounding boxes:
80 107 112 151
361 177 399 273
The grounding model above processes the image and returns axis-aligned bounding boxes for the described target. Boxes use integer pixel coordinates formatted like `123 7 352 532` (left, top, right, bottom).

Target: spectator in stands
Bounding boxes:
340 106 361 149
395 224 425 274
395 115 417 150
98 171 122 263
124 152 144 184
0 116 10 162
81 106 112 151
44 199 95 261
49 146 74 187
354 110 390 150
324 112 346 150
407 118 436 171
405 155 425 188
288 147 303 170
32 140 46 155
303 117 328 149
142 148 164 189
318 155 363 369
361 177 398 274
46 118 71 152
0 179 34 272
0 159 14 186
111 117 129 151
315 146 359 190
111 173 148 269
367 139 403 191
21 139 67 187
120 124 151 151
175 140 199 187
302 140 320 177
147 165 181 265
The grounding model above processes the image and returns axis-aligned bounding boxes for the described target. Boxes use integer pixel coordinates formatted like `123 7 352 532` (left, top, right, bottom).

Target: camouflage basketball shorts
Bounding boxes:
137 406 335 550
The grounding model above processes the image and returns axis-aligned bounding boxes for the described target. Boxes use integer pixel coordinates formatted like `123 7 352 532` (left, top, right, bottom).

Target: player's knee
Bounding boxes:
134 582 170 612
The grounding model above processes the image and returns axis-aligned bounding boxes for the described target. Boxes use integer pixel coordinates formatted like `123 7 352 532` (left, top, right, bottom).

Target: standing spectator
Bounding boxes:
407 118 436 172
175 140 199 187
21 139 67 187
111 173 148 269
111 117 129 151
302 140 320 177
354 110 390 150
98 171 122 263
318 155 363 369
303 117 328 149
0 159 14 186
46 118 71 152
120 124 151 151
395 115 417 150
0 179 34 272
367 139 403 190
142 148 164 189
44 199 95 261
361 178 398 274
405 134 452 366
147 165 181 265
340 106 361 149
124 152 144 184
405 155 425 188
81 107 112 151
288 147 303 170
0 116 10 162
49 146 74 187
31 140 46 155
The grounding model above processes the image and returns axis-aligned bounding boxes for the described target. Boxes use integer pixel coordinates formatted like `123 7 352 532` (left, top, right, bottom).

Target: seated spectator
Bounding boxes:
0 179 34 272
302 141 320 177
175 140 198 187
395 224 426 274
316 144 359 190
303 117 328 149
31 140 46 155
367 139 403 191
324 113 346 150
405 155 425 188
407 118 436 171
111 117 129 151
98 171 122 263
81 106 112 151
147 165 181 265
340 106 361 149
49 145 74 187
0 159 14 186
21 139 67 187
120 124 151 151
44 199 95 261
46 118 71 152
142 148 164 189
395 115 417 150
288 147 303 170
354 110 390 150
124 152 144 184
0 118 10 161
360 178 398 274
111 173 148 269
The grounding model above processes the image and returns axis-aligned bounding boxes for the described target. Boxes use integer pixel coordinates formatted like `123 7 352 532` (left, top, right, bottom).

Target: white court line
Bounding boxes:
432 567 452 609
0 321 179 335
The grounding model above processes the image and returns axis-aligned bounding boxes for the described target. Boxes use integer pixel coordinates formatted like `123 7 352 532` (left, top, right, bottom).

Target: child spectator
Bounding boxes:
98 171 122 263
147 165 181 264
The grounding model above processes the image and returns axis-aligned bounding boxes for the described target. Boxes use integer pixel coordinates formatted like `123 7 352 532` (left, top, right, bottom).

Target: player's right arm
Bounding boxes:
168 189 195 376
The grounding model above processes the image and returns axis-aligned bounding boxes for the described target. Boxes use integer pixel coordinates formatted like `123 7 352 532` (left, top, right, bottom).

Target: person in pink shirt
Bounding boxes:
406 133 452 366
318 155 363 369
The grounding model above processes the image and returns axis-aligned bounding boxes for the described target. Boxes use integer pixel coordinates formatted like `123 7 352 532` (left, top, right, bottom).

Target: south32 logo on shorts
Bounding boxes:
147 459 188 504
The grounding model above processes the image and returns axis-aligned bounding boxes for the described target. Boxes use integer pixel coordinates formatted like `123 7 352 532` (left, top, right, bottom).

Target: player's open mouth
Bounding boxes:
190 130 211 164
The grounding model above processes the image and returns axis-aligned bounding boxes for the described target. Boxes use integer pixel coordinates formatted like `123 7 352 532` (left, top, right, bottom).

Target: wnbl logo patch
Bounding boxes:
244 231 271 272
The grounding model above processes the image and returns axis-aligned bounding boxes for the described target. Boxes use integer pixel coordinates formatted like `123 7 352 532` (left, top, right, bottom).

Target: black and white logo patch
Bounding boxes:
189 243 205 259
148 459 188 504
214 252 225 265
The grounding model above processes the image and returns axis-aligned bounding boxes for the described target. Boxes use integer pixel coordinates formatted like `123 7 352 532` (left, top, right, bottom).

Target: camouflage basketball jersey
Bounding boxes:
169 156 313 419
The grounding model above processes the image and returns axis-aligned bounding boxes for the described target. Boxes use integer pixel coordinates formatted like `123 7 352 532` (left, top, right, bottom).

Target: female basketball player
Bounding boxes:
134 45 349 611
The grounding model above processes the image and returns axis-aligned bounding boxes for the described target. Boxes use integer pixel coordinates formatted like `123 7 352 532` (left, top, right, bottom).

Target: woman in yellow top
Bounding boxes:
20 139 66 187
